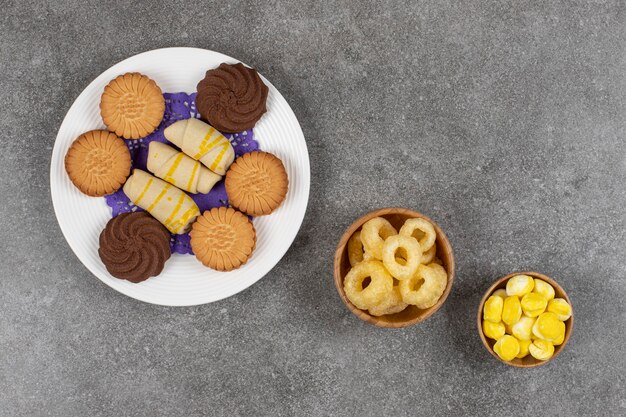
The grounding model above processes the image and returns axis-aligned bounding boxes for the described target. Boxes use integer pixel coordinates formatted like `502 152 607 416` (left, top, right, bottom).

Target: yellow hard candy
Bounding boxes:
493 335 520 361
502 296 522 326
492 289 508 299
484 295 504 323
533 279 555 301
532 312 565 342
516 339 531 358
547 298 572 321
506 275 534 297
552 324 566 346
483 320 505 340
511 316 536 341
521 293 547 317
529 339 554 360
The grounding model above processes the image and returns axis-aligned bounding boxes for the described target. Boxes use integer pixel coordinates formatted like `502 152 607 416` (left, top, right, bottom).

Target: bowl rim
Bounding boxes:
333 207 455 328
476 271 574 368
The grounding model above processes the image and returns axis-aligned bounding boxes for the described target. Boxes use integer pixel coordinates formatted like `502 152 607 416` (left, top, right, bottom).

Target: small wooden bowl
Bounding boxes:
333 207 455 328
477 272 574 368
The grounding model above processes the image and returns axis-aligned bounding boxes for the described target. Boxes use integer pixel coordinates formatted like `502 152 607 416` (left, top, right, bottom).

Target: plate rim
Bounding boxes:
50 47 310 306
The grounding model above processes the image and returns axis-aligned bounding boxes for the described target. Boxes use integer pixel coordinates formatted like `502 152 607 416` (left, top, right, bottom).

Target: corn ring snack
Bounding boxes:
382 235 421 281
368 285 408 316
421 244 436 264
361 217 397 259
343 260 393 310
399 263 447 309
347 231 365 267
399 218 436 252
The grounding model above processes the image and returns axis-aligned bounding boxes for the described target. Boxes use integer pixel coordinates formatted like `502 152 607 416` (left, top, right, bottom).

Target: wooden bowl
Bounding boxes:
333 207 455 328
477 272 574 368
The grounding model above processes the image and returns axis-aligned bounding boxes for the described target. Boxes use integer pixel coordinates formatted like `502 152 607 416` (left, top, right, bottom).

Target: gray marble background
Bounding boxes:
1 0 625 416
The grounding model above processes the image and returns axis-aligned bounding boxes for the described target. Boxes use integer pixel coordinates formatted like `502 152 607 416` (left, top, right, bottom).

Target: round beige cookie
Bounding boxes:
190 207 257 272
64 130 131 197
225 151 288 216
100 72 165 140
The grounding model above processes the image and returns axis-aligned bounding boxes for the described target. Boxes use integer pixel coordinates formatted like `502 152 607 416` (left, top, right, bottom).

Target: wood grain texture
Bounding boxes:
333 207 455 328
476 271 574 368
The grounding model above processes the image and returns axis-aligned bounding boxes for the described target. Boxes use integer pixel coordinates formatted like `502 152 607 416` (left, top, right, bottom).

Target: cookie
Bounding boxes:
64 130 131 197
100 72 165 139
225 151 288 216
98 212 171 283
196 63 269 133
190 207 256 271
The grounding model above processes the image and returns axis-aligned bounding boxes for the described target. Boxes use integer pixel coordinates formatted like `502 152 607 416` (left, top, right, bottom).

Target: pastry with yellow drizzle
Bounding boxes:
147 142 221 194
123 169 200 234
163 118 235 176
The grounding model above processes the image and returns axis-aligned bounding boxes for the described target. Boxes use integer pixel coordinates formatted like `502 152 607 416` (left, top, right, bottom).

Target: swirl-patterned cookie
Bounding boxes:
225 151 289 216
100 72 165 139
189 207 256 272
64 130 131 197
98 212 171 283
196 63 269 132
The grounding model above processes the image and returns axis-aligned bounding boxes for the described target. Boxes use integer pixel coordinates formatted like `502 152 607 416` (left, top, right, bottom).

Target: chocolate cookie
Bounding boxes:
65 130 131 197
225 151 288 216
196 63 268 133
98 212 171 283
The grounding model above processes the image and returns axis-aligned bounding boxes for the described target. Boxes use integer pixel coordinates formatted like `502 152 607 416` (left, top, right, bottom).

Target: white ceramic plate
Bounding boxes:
50 47 310 306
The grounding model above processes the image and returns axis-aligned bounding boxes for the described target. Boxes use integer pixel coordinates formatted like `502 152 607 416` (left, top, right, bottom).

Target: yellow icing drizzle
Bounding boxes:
164 193 187 227
186 162 199 192
193 127 218 159
163 153 185 185
134 178 153 204
209 141 229 171
171 205 200 233
146 183 171 212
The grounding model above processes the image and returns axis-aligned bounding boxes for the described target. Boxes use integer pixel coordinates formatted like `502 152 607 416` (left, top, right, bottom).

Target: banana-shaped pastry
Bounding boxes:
123 169 200 234
164 118 235 175
147 142 221 194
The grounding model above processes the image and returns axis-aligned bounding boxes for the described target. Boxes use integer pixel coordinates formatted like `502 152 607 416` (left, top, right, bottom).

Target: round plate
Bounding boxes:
50 47 310 306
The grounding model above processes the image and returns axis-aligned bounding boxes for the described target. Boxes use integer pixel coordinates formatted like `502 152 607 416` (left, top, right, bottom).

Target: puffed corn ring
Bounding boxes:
368 285 408 316
431 255 443 266
516 339 531 358
399 263 447 309
382 235 422 280
506 275 534 297
502 296 522 326
361 217 397 260
511 315 536 340
529 339 554 360
547 298 572 321
483 320 505 340
483 295 504 323
347 231 365 267
399 218 436 252
521 293 547 317
533 279 555 301
493 335 520 361
532 312 564 342
343 260 393 310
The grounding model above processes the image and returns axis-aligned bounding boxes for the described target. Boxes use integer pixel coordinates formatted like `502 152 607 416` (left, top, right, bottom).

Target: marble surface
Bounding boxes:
1 1 625 416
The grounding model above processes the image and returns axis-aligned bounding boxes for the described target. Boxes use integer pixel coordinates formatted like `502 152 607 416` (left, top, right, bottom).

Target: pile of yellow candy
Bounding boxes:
482 275 572 362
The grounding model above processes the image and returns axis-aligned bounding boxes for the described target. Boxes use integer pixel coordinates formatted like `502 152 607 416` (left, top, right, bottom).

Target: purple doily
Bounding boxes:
104 92 259 255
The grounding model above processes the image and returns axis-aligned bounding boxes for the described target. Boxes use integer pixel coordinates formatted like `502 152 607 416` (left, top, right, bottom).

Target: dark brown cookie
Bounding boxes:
196 63 269 133
98 212 171 283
